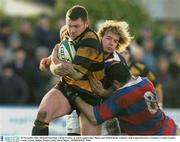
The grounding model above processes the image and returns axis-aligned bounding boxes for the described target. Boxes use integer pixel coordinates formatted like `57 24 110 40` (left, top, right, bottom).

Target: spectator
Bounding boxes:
0 42 14 73
168 50 180 107
136 25 153 46
12 48 39 104
18 19 37 59
0 63 29 104
142 38 156 72
154 24 178 58
34 13 58 49
0 21 12 46
156 56 175 107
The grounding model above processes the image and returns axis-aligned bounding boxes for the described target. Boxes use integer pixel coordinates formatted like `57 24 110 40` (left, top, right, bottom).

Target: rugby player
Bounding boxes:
120 47 163 108
32 5 104 135
71 62 180 135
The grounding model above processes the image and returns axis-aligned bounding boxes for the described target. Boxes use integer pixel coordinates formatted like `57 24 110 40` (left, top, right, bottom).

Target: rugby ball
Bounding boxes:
58 39 75 63
50 39 75 76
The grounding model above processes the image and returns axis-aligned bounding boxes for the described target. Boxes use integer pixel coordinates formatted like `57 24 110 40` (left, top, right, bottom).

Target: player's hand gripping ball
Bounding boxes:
50 39 75 76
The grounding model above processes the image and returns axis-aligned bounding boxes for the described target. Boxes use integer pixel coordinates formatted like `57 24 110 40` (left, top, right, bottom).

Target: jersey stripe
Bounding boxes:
161 117 177 135
93 104 113 123
74 55 104 72
118 110 163 132
121 108 154 124
115 81 154 109
114 77 150 99
78 38 102 52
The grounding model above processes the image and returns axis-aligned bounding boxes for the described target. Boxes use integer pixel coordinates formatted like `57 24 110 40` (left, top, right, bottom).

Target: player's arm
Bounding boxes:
49 44 75 77
51 44 66 65
39 56 51 71
39 43 62 72
89 76 115 97
48 25 81 77
67 66 84 80
73 93 117 125
49 42 83 79
54 62 84 79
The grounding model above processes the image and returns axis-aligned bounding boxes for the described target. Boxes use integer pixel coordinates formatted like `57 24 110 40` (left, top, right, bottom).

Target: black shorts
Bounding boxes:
54 81 103 113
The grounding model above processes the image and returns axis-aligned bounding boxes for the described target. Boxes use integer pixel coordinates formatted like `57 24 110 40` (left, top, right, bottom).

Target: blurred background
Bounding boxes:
0 0 179 135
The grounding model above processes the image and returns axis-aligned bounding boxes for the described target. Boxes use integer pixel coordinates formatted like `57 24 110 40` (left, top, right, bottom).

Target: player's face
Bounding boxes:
102 31 119 54
66 18 88 40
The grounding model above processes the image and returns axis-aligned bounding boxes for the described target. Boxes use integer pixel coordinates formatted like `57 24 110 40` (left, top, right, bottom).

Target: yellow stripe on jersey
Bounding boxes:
74 64 88 74
63 76 92 92
130 62 157 86
76 47 100 60
83 31 97 39
90 70 104 81
130 63 144 76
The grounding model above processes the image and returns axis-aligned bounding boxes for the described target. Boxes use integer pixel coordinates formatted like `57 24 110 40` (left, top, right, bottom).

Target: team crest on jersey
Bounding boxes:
144 91 158 114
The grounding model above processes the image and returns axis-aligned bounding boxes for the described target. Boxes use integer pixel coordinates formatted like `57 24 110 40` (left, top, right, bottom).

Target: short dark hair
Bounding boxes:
66 5 88 21
106 62 131 83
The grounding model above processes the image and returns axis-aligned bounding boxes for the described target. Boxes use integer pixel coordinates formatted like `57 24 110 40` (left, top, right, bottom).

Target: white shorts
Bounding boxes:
101 122 108 135
66 110 80 134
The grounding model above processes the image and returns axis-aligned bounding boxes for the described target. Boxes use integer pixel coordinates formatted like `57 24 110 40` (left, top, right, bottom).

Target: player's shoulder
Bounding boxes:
82 28 99 40
77 28 102 51
59 25 68 41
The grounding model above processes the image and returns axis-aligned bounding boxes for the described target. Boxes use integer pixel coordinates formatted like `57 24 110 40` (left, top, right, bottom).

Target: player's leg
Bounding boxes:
79 113 101 135
66 87 102 135
66 110 80 135
32 88 71 135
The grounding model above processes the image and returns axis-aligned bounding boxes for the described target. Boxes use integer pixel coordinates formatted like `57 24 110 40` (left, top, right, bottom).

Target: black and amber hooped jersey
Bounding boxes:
129 61 161 88
128 61 163 103
63 27 104 94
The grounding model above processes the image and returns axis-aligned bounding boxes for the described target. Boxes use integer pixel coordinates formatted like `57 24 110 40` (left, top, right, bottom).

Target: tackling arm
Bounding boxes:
89 76 116 97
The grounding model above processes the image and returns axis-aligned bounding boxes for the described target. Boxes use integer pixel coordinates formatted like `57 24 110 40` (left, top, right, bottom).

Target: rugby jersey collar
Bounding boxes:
73 27 91 41
117 76 143 90
105 51 121 63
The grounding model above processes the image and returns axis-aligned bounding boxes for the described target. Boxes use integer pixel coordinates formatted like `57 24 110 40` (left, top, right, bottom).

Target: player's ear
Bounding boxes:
84 20 89 28
112 80 121 90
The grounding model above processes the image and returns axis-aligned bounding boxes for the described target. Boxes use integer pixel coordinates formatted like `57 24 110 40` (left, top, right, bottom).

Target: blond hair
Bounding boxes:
98 20 133 52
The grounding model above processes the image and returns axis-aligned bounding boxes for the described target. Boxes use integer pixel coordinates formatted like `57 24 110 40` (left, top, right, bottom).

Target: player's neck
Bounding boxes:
104 52 111 59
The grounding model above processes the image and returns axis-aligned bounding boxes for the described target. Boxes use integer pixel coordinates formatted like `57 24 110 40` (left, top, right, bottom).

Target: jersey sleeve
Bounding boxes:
73 31 104 75
93 91 124 124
